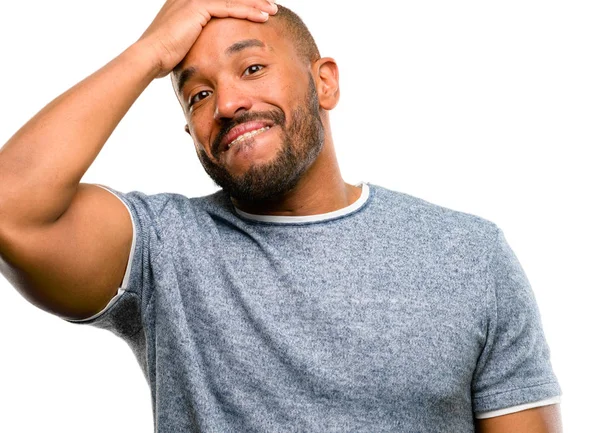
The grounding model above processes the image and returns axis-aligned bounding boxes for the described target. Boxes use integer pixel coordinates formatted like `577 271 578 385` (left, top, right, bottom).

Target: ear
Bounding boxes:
312 57 340 110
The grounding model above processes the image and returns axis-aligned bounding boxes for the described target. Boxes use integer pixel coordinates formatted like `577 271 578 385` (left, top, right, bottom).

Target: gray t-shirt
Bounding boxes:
66 182 560 432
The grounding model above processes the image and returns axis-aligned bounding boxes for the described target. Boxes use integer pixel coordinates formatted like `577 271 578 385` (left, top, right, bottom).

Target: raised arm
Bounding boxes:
0 0 278 320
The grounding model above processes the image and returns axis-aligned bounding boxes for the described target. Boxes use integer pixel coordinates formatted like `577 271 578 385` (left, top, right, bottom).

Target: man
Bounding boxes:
0 0 561 431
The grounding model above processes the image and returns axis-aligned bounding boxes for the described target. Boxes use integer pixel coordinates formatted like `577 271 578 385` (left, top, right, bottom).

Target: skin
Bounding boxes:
475 404 563 432
172 17 361 215
0 1 561 430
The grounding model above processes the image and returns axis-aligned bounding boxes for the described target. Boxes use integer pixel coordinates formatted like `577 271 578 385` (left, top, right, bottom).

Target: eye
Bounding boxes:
189 90 212 107
243 64 264 76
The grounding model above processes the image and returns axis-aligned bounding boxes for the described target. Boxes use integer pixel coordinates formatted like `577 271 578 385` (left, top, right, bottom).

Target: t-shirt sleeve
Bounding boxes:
62 185 161 344
471 226 561 415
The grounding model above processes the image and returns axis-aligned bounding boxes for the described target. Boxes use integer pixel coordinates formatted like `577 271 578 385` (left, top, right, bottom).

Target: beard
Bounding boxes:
197 76 325 203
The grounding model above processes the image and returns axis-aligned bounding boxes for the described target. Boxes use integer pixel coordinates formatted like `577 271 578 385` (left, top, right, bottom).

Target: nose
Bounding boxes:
213 82 252 121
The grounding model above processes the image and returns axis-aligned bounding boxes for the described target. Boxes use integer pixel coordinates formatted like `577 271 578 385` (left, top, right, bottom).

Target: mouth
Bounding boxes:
220 120 274 153
226 126 271 151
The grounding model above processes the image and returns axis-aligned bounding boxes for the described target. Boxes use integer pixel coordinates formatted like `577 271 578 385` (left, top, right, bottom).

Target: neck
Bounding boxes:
230 140 361 217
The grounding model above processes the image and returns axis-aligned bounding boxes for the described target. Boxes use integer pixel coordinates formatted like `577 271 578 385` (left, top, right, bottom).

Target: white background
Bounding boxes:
0 0 598 431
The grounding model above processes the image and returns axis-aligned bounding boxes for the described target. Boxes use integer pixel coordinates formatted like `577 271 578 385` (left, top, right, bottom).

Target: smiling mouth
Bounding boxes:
226 126 271 150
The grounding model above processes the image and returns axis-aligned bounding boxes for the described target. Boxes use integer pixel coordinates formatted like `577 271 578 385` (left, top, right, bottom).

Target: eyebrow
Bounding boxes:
225 39 265 56
175 66 198 95
175 39 267 95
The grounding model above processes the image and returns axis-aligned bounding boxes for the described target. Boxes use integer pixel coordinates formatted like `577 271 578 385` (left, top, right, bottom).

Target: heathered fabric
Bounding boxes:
67 183 560 432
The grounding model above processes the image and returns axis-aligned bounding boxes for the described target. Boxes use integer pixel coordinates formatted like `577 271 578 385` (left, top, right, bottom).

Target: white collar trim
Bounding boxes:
234 182 370 224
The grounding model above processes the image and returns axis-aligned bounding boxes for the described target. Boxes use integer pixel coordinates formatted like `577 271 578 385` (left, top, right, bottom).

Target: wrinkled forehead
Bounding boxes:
173 17 294 79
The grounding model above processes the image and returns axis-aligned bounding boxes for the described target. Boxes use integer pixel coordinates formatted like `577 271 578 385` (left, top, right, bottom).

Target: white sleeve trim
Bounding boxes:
475 395 561 419
66 184 136 322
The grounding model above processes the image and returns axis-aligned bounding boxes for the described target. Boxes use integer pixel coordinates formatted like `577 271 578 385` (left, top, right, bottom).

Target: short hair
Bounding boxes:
272 5 321 64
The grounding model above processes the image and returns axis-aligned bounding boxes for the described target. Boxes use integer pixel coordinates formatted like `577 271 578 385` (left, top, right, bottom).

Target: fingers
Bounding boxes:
135 0 279 77
209 0 278 23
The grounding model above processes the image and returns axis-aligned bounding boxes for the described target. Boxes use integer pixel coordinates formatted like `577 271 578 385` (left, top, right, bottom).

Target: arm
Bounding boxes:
475 404 562 433
0 0 277 320
472 227 562 430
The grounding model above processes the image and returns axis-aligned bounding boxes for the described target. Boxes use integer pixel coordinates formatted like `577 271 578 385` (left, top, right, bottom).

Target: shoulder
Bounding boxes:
367 183 501 252
98 186 232 221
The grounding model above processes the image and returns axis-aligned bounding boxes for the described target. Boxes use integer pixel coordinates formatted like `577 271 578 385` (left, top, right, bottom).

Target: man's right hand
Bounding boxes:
138 0 278 78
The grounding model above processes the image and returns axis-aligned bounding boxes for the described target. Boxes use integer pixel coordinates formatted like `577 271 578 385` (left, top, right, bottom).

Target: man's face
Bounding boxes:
173 18 325 202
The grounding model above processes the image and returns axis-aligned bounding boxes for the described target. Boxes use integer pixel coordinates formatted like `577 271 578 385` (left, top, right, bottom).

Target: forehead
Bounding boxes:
176 17 295 74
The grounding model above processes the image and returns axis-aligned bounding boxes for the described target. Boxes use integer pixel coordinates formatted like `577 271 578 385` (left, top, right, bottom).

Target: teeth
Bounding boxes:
227 126 270 149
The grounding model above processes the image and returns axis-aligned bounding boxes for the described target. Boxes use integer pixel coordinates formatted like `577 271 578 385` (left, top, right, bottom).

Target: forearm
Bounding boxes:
0 41 159 229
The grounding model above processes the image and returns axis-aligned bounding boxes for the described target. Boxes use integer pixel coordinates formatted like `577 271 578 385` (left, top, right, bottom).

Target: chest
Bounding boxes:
152 227 489 407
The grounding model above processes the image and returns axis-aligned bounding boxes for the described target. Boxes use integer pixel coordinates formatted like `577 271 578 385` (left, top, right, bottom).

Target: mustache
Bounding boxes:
212 109 286 156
